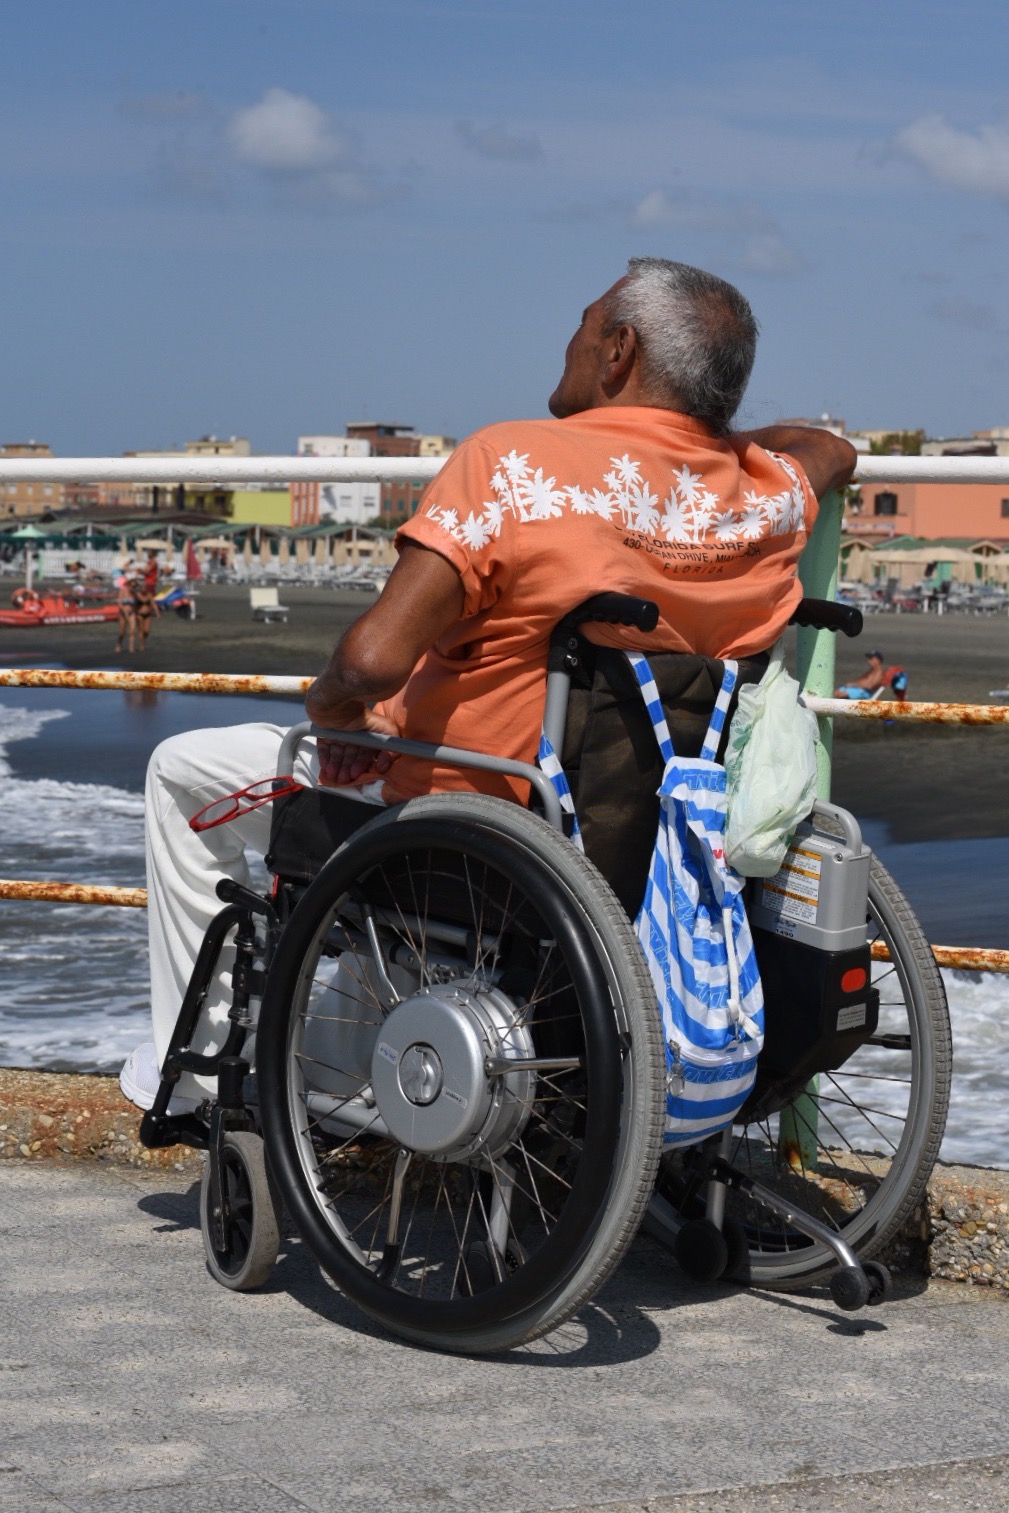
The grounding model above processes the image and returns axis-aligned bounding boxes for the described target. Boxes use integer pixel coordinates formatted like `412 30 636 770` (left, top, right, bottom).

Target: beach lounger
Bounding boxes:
249 586 289 623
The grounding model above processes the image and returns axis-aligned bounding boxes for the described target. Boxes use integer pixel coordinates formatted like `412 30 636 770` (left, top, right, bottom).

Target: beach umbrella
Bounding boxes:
278 535 291 566
295 537 310 567
869 544 977 589
840 540 875 585
184 538 203 583
243 537 253 567
11 523 46 591
313 535 330 568
259 536 272 567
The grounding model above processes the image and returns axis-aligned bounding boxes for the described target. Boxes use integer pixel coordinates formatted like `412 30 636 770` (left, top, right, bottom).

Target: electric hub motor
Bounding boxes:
370 983 536 1160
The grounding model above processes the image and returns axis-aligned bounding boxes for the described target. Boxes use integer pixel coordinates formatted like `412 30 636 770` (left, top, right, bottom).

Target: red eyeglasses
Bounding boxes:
189 776 304 833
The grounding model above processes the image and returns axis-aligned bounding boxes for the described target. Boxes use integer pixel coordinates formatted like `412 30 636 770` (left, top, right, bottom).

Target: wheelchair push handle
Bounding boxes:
790 597 863 639
548 593 659 673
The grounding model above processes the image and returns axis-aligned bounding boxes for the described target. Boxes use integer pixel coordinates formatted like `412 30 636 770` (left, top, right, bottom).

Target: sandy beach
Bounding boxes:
0 580 1005 844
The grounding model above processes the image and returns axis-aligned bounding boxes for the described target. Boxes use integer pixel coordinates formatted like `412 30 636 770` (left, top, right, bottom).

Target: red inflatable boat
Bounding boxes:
0 588 121 628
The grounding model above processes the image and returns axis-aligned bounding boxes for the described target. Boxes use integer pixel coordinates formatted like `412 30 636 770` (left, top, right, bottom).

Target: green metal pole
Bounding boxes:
796 487 844 795
777 489 844 1173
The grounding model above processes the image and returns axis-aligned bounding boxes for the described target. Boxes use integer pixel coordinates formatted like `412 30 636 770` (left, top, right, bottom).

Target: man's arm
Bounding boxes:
736 425 858 500
304 540 465 786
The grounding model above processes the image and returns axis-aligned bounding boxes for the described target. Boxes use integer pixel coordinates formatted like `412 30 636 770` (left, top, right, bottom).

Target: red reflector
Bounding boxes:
841 967 867 993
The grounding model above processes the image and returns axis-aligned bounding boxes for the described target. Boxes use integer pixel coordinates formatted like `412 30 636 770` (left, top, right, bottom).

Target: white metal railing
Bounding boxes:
1 453 1009 486
0 456 444 485
850 455 1009 484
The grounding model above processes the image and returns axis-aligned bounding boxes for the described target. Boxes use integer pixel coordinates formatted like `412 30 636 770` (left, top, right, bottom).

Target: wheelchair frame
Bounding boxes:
139 594 951 1346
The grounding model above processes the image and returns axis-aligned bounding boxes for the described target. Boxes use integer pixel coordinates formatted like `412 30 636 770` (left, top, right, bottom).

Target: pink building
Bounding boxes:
847 481 1009 543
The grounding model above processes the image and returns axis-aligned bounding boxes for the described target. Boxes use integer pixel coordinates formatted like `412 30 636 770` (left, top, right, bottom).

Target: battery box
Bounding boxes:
746 804 871 952
741 930 880 1121
741 802 878 1122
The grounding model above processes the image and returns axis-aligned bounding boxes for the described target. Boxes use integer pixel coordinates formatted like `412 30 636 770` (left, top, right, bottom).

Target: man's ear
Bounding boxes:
601 323 638 391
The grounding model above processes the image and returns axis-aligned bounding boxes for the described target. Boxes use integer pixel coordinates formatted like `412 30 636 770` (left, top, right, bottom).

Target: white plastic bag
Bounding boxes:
723 640 820 877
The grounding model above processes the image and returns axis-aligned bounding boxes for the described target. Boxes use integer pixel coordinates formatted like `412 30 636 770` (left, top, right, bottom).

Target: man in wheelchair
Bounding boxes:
122 255 854 1115
118 257 943 1351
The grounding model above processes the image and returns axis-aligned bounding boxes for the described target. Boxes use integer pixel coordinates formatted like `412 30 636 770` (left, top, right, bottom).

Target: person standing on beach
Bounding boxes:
122 257 856 1111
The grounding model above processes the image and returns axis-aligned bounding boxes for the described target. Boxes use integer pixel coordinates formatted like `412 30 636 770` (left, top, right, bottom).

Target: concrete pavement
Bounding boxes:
1 1159 1008 1513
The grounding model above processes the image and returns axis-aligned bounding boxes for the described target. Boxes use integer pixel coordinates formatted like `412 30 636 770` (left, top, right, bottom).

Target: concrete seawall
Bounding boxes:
3 1065 1008 1293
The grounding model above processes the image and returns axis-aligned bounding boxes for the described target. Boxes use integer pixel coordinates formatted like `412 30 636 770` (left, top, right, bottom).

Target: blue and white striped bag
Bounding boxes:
626 652 764 1145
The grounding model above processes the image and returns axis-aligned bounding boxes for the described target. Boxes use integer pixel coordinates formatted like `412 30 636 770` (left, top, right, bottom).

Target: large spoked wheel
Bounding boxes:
200 1130 281 1291
257 794 665 1353
647 857 951 1288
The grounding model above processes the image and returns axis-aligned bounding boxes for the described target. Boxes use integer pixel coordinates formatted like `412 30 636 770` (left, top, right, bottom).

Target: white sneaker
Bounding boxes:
119 1042 201 1116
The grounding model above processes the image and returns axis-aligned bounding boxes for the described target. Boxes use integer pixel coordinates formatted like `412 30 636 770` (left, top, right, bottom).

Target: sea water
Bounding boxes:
0 688 1005 1167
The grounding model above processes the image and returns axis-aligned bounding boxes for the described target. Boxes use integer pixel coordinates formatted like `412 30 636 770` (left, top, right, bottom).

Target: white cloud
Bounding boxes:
456 120 542 162
631 188 768 234
227 88 352 174
630 188 807 276
894 114 1009 202
738 232 807 277
222 88 402 209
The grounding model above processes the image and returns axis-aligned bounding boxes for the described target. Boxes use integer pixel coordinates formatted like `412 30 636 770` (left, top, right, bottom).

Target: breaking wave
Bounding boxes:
0 697 1004 1167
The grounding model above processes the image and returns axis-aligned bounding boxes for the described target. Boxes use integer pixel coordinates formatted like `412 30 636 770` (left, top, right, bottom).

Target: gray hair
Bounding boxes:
603 258 758 434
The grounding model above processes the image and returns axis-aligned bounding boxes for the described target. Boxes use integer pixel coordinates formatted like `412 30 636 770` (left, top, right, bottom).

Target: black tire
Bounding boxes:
830 1265 870 1312
863 1259 893 1305
200 1131 281 1291
258 794 665 1353
647 856 951 1288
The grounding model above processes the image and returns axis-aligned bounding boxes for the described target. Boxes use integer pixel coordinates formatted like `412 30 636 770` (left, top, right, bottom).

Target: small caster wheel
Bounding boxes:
829 1264 870 1312
863 1260 893 1306
674 1218 729 1283
200 1131 280 1291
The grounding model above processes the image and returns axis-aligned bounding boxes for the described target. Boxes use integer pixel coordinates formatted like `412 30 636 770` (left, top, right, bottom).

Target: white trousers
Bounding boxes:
145 723 382 1101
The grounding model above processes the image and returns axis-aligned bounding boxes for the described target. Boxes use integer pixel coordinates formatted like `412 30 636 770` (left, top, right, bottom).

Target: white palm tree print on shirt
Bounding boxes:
426 450 807 552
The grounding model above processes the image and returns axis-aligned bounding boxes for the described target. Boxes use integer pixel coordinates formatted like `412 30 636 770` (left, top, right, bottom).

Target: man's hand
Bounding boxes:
737 424 857 500
313 708 402 787
302 539 465 787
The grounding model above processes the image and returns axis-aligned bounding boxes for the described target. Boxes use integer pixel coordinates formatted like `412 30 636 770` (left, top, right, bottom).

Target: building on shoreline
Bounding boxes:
290 425 455 527
845 482 1009 543
1 442 61 518
291 435 377 528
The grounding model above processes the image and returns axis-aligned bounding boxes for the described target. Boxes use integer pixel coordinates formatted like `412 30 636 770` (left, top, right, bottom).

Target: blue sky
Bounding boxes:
2 0 1009 454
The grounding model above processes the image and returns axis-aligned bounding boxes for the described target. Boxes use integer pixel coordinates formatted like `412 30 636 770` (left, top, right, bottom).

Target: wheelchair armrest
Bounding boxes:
275 721 566 831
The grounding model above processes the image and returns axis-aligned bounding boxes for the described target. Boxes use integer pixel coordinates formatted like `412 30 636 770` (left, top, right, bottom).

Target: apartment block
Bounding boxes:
291 434 376 527
1 442 62 517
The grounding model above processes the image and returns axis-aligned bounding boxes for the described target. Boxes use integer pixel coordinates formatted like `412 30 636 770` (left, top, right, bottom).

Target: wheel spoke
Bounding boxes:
650 856 949 1282
262 798 664 1348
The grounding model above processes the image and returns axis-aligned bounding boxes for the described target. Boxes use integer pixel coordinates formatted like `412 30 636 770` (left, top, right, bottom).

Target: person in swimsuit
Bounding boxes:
114 564 136 654
115 573 158 653
132 578 158 653
835 649 887 699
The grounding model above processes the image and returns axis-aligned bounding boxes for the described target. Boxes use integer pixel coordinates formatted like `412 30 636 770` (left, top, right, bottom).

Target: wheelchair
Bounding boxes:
139 594 951 1353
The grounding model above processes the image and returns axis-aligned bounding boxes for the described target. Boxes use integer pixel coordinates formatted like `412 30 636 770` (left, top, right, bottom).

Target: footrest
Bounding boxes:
139 1109 210 1151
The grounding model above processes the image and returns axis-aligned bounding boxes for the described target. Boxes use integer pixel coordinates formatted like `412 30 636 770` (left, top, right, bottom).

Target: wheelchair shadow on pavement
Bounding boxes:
133 1185 669 1364
137 1183 202 1233
132 1189 895 1362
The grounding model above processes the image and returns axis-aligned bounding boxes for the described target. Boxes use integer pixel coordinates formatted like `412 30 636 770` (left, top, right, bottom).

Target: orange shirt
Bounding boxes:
377 407 817 803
